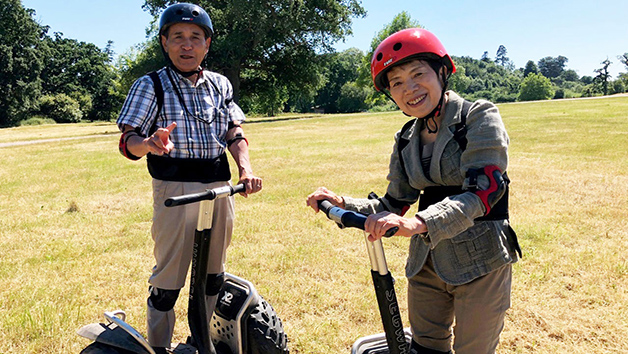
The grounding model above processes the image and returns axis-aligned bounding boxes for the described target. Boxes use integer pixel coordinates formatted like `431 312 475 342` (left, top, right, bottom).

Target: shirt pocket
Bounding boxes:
210 106 230 145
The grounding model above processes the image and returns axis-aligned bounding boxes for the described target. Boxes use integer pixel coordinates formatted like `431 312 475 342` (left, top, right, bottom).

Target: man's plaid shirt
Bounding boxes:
117 67 246 159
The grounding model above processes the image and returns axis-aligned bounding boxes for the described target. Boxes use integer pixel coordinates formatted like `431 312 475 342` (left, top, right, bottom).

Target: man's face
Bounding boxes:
161 23 211 72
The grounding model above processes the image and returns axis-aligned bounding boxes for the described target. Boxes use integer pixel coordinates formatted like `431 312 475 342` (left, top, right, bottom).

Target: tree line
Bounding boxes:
2 0 627 127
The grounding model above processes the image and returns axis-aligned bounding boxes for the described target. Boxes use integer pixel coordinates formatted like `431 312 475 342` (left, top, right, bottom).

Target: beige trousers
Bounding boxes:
147 179 235 347
408 255 512 354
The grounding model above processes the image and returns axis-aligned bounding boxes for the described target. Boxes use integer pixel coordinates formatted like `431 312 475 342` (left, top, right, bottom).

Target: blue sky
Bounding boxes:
22 0 628 78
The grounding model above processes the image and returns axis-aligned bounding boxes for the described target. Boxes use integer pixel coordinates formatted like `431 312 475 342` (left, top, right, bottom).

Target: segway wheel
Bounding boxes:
246 298 289 354
80 342 135 354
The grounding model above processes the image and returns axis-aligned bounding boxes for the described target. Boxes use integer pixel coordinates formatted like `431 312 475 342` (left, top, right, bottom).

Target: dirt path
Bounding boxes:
0 133 116 148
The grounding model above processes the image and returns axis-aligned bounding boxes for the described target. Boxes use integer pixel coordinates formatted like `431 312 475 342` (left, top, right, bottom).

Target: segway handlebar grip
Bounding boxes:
317 200 398 237
165 184 246 207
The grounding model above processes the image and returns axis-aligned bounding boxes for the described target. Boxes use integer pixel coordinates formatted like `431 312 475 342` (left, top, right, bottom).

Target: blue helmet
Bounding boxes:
159 3 213 39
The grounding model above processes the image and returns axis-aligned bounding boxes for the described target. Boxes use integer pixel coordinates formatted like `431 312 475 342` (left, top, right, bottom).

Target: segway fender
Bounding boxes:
77 321 153 354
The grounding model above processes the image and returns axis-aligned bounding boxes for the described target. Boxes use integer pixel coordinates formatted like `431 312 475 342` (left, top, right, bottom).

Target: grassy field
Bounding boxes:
0 95 626 353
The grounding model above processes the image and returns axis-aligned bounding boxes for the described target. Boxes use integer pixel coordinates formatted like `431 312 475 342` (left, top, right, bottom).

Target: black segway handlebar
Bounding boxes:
165 184 246 207
317 200 398 237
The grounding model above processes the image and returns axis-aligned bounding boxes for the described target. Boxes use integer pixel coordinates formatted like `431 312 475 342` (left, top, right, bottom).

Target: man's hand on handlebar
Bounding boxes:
238 174 262 197
306 187 345 213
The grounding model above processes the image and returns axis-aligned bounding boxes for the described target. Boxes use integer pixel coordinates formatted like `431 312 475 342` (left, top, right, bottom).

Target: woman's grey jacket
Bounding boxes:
343 91 520 285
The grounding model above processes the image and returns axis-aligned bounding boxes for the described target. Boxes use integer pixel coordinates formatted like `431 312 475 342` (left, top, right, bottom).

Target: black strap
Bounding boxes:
147 153 231 183
397 99 473 174
148 71 164 135
453 99 473 151
396 118 416 178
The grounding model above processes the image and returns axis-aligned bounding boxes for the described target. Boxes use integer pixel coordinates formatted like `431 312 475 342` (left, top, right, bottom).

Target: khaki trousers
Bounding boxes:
408 256 512 354
147 180 235 347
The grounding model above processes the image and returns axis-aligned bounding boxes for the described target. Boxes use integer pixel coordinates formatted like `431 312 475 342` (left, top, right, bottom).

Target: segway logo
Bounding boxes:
221 292 234 306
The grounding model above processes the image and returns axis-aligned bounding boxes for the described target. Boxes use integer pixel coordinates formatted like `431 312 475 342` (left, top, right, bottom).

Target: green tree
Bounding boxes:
495 45 510 67
518 73 554 101
39 32 122 120
618 53 628 70
581 76 594 85
559 69 580 82
448 65 471 93
355 11 421 110
611 80 625 94
117 37 165 94
337 81 370 112
452 55 522 102
314 48 364 113
538 56 568 79
523 60 538 77
481 51 491 63
594 58 612 96
0 0 45 127
143 0 365 116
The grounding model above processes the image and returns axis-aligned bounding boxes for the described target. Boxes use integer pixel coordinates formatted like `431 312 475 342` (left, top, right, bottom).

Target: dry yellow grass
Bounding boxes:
0 95 626 353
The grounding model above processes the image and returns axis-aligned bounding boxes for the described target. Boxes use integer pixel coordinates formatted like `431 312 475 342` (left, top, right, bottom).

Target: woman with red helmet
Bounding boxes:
307 28 520 353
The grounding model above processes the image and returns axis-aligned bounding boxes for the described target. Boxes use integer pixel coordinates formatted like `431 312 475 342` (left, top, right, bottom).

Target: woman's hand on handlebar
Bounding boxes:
306 187 345 213
365 212 428 242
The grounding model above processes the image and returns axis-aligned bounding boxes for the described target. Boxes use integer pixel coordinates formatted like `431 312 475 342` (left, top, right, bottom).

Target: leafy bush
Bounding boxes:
19 117 56 126
611 80 626 94
519 73 554 101
368 101 398 113
336 82 370 113
39 94 82 123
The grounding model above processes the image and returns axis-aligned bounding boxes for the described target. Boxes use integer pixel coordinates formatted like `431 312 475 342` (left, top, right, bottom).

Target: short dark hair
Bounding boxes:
382 58 445 89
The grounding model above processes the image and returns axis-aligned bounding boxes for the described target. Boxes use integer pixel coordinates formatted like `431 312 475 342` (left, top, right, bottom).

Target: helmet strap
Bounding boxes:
169 63 203 78
420 67 451 134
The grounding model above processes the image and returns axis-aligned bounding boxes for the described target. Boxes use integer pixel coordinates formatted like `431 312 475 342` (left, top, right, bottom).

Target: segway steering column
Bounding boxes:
165 184 245 354
317 200 410 354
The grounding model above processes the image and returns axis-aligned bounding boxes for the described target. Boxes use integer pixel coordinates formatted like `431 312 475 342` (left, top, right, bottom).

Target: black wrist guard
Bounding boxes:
227 133 248 147
119 130 142 161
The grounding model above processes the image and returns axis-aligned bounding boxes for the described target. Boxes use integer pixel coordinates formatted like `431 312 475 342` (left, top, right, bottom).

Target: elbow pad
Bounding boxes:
465 165 507 216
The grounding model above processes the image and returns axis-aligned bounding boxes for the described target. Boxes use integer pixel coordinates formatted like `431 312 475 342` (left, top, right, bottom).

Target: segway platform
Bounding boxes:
78 273 288 354
351 328 412 354
77 310 197 354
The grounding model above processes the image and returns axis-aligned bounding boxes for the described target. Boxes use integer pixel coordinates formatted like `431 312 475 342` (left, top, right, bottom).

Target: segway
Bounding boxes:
78 184 289 354
316 199 412 354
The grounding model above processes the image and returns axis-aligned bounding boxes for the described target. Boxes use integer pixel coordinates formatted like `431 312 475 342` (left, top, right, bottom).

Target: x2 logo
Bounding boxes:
220 291 234 306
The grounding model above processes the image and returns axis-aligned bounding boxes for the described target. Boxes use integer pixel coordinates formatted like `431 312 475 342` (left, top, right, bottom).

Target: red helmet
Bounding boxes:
371 28 456 91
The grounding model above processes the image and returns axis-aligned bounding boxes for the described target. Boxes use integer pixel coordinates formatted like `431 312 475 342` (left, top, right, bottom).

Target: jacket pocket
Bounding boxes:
449 222 496 267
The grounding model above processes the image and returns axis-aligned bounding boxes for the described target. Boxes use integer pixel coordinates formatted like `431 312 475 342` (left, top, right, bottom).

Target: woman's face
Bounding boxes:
386 60 444 118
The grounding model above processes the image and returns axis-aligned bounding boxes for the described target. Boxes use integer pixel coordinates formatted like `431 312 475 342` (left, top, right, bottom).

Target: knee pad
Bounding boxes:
410 340 452 354
206 272 225 296
148 287 180 312
464 165 507 216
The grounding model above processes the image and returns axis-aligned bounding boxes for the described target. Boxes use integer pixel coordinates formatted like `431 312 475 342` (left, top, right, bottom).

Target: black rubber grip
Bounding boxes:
317 200 398 236
165 184 245 207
